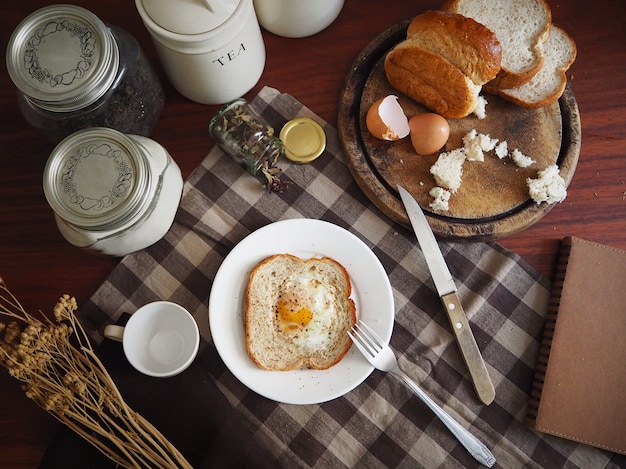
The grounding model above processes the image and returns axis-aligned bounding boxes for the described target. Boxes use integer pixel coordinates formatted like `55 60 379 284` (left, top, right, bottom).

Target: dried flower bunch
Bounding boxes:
0 277 191 469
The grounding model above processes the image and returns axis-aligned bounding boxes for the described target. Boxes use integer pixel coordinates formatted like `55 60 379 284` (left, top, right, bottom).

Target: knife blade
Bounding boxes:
397 185 495 405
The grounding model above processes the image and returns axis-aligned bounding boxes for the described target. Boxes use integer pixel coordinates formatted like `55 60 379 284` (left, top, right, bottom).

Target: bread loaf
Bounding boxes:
384 10 501 118
488 25 577 108
245 254 356 371
441 0 552 89
406 10 502 85
385 42 482 119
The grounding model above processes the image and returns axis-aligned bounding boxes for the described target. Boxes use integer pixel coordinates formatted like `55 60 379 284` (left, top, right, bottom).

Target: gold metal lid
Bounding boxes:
279 117 326 163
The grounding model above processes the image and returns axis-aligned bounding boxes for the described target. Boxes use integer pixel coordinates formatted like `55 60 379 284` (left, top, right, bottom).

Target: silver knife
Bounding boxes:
398 185 495 405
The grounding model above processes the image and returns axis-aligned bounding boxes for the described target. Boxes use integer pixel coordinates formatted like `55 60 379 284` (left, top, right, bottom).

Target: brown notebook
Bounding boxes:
526 236 626 454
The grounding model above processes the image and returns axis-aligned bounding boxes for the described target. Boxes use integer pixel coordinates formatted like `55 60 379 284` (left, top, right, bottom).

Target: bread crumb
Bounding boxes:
527 165 567 204
511 149 536 168
427 125 549 208
495 140 508 159
473 95 488 119
429 186 451 212
430 148 466 193
463 130 483 161
463 130 499 162
481 134 498 151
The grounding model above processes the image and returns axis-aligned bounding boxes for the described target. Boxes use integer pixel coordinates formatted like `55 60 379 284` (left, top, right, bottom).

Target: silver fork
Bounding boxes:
349 321 496 468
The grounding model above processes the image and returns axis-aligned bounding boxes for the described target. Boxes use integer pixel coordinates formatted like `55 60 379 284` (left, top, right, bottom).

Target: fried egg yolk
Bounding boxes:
277 290 313 330
275 275 336 351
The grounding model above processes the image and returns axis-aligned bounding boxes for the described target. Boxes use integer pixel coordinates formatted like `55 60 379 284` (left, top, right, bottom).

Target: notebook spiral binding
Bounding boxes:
525 237 573 424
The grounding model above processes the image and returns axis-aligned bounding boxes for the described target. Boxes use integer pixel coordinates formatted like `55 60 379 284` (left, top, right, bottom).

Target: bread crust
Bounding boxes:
245 254 356 371
487 25 577 108
406 10 502 85
441 0 552 89
385 42 480 119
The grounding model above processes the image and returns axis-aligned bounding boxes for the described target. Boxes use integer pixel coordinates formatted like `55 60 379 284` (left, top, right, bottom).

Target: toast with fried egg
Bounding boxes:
245 254 356 371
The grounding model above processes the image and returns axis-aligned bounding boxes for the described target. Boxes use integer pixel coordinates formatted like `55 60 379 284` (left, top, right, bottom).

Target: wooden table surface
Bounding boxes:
1 0 624 466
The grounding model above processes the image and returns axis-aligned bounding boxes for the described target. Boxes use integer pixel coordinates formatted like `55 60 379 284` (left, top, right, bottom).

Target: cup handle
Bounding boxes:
104 324 125 342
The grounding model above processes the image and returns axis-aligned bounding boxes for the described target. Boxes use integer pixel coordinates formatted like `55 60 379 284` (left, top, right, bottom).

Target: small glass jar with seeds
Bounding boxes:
208 98 289 192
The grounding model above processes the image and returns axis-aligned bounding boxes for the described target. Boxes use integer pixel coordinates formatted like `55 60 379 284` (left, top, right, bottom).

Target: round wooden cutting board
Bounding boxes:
338 19 581 241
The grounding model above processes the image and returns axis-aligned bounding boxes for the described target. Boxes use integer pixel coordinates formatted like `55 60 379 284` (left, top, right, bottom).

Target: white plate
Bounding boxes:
208 218 395 405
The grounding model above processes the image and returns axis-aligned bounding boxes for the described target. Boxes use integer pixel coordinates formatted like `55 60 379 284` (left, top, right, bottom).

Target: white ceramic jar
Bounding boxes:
135 0 265 104
43 128 183 256
253 0 344 38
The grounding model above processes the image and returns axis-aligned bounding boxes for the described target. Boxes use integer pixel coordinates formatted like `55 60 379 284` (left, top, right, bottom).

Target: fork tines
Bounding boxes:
349 321 383 358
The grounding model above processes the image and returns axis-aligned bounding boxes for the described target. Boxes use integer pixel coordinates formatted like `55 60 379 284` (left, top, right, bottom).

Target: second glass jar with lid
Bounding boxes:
43 127 183 257
6 4 164 142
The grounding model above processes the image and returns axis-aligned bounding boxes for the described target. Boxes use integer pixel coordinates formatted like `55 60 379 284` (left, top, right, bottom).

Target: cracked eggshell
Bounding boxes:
365 95 410 141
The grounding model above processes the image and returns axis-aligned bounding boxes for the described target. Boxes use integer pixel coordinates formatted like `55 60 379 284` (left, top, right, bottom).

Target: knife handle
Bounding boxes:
441 292 495 405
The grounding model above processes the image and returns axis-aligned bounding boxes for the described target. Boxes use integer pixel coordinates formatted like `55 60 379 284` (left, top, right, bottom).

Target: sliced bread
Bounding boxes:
245 254 356 371
406 10 502 86
442 0 552 89
488 25 577 108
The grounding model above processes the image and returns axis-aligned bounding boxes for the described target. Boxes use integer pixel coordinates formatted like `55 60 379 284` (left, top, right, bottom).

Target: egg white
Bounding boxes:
275 271 337 352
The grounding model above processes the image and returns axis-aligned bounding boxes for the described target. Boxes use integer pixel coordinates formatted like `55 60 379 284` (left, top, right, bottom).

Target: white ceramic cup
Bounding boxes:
253 0 344 38
104 301 200 377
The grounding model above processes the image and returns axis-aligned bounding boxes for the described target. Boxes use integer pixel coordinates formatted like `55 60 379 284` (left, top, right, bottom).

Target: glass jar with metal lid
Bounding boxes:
43 127 183 256
209 98 290 192
6 5 164 143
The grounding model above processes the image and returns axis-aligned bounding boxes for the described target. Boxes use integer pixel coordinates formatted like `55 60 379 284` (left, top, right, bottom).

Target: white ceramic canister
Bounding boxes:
253 0 344 38
43 128 183 256
135 0 265 105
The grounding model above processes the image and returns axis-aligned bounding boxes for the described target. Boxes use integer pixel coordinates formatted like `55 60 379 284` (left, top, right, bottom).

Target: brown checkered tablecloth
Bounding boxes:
77 87 620 468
